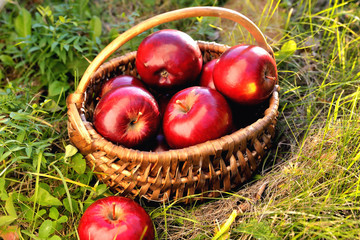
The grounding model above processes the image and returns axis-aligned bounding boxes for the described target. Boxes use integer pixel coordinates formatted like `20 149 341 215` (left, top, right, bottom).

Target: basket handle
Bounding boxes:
75 6 272 95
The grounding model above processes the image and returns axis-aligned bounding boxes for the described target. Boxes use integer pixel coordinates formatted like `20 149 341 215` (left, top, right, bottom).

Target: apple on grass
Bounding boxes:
213 44 277 105
99 75 146 98
199 59 217 90
78 196 155 240
0 226 19 240
135 29 203 90
163 86 233 149
93 86 160 148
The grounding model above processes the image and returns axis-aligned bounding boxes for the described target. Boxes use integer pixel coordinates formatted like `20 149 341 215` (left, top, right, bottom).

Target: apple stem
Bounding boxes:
132 112 143 124
160 70 169 78
265 75 277 81
175 100 189 112
112 202 116 220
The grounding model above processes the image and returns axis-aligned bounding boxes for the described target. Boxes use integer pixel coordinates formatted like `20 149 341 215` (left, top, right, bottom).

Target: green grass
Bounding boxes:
1 0 360 239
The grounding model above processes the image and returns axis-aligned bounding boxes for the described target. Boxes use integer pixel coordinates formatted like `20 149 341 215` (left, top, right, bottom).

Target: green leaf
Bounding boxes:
0 215 17 227
39 58 46 74
95 184 108 196
30 187 62 206
212 210 237 240
78 0 90 19
5 193 17 217
0 55 15 67
59 16 66 23
49 236 62 240
66 57 88 76
58 48 67 63
26 146 32 158
0 69 4 80
57 215 68 224
63 44 70 51
38 220 55 238
14 8 32 38
109 28 119 41
9 112 28 121
40 99 62 112
71 153 86 174
49 207 59 220
63 198 79 213
274 40 297 61
35 209 47 220
64 145 78 159
16 130 26 143
51 41 59 52
281 40 297 54
0 178 8 201
88 16 102 41
73 42 83 52
48 81 70 96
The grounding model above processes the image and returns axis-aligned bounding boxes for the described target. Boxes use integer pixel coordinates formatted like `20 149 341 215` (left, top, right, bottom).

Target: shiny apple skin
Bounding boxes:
78 196 155 240
93 86 160 148
213 45 277 105
135 29 203 89
163 86 233 149
199 59 217 90
99 75 146 98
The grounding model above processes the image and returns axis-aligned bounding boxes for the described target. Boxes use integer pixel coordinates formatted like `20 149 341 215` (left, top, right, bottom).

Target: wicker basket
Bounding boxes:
66 6 280 203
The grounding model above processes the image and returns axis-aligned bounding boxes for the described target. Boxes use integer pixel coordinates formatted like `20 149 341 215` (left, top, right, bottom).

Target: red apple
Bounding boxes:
78 196 155 240
163 86 233 149
156 93 172 117
213 44 277 105
199 59 217 90
135 29 203 89
99 75 146 98
93 86 160 148
0 226 19 240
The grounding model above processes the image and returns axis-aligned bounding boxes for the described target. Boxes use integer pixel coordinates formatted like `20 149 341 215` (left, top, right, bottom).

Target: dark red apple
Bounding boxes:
199 59 217 90
135 29 203 89
99 75 146 98
78 196 155 240
213 44 277 105
93 86 160 148
163 86 233 149
156 93 172 117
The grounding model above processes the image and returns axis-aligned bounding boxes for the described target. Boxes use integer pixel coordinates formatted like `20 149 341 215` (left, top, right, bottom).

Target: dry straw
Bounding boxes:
66 7 280 203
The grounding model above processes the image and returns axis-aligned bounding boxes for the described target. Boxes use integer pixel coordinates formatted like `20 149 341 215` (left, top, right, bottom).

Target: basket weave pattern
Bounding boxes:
66 7 279 203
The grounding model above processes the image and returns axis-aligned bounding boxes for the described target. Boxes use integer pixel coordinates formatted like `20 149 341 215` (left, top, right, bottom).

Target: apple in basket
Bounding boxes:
213 44 277 105
78 196 155 240
135 29 203 90
93 85 160 148
163 86 233 149
199 59 217 90
99 75 146 98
